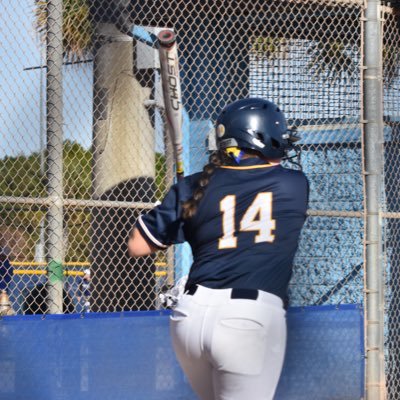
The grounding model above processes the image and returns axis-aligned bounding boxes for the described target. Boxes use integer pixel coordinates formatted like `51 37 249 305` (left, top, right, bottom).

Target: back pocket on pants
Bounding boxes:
211 317 267 375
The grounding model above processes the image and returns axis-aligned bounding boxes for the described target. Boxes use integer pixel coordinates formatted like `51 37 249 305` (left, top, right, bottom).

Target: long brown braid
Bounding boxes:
181 151 225 220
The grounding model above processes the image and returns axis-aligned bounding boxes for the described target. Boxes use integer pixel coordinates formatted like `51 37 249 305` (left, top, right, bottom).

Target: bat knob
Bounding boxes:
158 30 176 47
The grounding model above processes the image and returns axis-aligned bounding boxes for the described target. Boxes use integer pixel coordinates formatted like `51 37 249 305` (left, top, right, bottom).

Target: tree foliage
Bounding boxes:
35 0 93 62
0 140 92 199
0 140 92 260
307 40 356 83
1 142 168 261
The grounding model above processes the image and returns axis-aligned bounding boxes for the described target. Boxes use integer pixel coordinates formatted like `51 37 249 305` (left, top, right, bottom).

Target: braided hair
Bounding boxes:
181 151 224 220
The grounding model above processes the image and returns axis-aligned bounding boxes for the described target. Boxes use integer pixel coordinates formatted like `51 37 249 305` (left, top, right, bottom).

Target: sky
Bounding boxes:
0 1 92 159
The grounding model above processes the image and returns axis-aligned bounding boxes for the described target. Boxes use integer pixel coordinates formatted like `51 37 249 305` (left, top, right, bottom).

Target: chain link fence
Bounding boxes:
1 0 400 397
382 5 400 398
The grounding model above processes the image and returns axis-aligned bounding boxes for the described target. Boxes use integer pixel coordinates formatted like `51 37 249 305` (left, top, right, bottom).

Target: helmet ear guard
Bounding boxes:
282 126 303 170
285 127 301 144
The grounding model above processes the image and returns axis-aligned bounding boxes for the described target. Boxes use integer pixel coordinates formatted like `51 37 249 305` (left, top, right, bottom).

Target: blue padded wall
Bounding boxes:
0 305 363 400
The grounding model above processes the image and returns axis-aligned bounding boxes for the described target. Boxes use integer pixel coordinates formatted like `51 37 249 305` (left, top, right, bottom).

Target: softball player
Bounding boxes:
128 98 309 400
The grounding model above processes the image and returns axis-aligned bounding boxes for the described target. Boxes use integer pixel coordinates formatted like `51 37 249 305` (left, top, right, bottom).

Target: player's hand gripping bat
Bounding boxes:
157 30 184 179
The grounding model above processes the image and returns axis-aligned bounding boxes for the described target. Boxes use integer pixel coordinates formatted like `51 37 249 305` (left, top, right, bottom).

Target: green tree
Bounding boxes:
0 142 166 261
251 36 357 84
35 0 93 61
0 141 93 261
0 152 45 260
63 140 92 199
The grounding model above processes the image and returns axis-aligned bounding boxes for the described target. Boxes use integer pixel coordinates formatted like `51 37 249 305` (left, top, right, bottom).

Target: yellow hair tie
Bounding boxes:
225 147 244 163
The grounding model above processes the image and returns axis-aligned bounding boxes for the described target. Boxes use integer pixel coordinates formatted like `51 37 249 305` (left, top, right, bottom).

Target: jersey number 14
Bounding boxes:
219 192 276 249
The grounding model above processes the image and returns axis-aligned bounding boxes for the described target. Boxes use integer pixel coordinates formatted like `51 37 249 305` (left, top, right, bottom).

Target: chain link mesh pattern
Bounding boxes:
0 0 366 310
382 6 400 398
1 2 400 394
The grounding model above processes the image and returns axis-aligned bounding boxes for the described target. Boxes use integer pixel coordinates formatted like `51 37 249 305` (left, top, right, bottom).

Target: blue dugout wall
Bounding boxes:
0 305 363 400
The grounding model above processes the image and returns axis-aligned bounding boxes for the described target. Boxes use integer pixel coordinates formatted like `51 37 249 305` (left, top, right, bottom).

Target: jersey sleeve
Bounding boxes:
136 181 190 250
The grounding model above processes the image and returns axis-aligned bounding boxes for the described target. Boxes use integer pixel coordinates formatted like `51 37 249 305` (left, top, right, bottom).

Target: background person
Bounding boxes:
76 268 91 313
0 246 15 316
0 246 13 293
128 98 309 400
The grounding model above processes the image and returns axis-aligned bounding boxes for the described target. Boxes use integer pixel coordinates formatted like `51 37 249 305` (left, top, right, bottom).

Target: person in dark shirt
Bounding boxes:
0 247 13 292
128 98 309 400
0 247 15 316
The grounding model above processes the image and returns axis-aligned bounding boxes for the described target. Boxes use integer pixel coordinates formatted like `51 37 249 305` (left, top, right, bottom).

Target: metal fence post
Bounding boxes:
363 0 385 397
46 0 64 314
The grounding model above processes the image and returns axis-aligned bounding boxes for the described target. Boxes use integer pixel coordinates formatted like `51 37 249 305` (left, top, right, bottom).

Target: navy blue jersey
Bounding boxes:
136 158 309 301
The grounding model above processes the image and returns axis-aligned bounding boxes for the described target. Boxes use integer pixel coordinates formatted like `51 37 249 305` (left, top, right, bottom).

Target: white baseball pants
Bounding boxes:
170 285 287 400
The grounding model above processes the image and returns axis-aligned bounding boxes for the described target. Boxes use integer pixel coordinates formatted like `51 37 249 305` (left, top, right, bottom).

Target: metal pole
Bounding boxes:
40 45 45 177
46 0 64 314
362 0 385 397
36 45 46 265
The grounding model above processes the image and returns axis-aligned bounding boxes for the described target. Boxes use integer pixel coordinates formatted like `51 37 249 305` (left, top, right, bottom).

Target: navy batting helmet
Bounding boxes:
215 98 296 159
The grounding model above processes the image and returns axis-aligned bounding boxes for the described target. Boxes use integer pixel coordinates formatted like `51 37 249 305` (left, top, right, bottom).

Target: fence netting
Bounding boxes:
382 5 400 397
1 0 400 396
